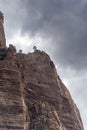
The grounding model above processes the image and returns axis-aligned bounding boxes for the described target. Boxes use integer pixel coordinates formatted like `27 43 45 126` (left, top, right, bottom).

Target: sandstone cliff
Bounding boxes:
17 49 84 130
0 45 84 130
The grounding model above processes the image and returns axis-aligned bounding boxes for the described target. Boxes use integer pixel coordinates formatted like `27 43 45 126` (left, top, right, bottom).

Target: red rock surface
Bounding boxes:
0 45 25 130
17 50 84 130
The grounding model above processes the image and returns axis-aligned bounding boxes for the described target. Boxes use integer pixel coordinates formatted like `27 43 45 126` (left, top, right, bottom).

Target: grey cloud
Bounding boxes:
0 0 25 38
18 0 87 69
1 0 87 69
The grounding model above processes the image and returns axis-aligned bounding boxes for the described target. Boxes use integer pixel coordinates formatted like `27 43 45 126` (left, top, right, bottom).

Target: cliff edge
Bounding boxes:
17 49 84 130
0 45 84 130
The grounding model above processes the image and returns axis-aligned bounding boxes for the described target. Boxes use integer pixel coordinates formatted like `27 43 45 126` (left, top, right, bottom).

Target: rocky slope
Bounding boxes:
17 49 84 130
0 44 84 130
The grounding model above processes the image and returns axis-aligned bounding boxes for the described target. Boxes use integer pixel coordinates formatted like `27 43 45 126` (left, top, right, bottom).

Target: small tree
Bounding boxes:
33 46 37 51
19 49 22 53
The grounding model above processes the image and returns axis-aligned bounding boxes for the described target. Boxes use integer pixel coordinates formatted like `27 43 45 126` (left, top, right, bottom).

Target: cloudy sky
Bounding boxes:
0 0 87 129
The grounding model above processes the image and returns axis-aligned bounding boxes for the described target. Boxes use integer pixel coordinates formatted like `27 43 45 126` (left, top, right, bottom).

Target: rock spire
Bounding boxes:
0 11 6 47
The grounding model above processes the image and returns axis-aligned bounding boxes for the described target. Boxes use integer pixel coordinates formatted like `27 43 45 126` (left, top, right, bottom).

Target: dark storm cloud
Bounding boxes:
1 0 87 69
0 0 26 37
18 0 87 69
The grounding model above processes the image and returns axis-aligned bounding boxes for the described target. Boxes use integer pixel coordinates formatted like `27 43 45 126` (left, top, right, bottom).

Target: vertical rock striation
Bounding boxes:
17 50 84 130
0 45 24 129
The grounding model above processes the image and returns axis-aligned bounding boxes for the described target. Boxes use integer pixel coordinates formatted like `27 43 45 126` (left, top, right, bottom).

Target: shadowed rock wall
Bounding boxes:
0 45 24 130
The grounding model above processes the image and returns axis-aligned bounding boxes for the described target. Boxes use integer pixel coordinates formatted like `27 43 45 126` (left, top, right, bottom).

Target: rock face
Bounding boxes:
0 48 84 130
17 50 84 130
0 45 24 129
0 11 6 47
0 11 84 130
